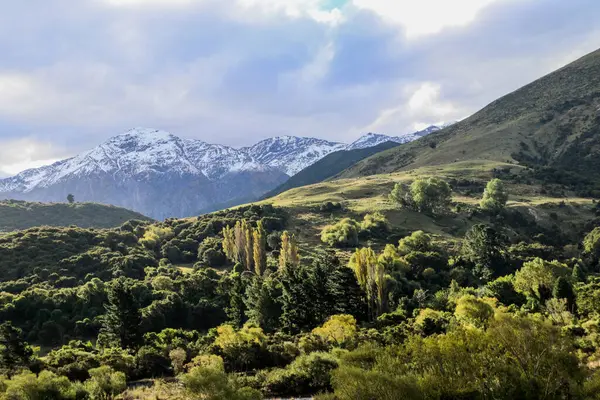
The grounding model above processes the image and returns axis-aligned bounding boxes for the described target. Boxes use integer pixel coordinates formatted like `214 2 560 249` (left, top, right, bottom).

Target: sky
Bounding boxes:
0 0 600 177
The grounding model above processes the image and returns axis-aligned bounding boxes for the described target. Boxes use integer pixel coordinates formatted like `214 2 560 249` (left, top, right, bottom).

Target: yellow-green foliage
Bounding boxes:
84 366 127 399
214 323 266 351
513 258 570 299
398 230 432 255
186 354 225 372
1 370 84 400
360 212 389 234
583 227 600 256
349 248 388 319
321 218 360 247
409 177 452 214
139 226 174 250
278 231 300 270
312 315 358 347
454 295 496 328
182 365 262 400
480 179 509 212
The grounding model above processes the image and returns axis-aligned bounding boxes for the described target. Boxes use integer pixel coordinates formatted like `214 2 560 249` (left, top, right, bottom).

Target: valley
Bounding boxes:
1 27 600 400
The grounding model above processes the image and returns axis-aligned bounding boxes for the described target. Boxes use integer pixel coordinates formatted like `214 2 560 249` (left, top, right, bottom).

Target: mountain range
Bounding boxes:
0 126 444 219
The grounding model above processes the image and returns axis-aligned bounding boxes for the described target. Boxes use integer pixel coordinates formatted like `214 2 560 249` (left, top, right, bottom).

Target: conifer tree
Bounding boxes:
100 278 142 350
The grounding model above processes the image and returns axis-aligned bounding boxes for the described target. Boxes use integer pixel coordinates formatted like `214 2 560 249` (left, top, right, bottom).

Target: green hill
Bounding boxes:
337 48 600 192
264 141 401 198
0 200 153 231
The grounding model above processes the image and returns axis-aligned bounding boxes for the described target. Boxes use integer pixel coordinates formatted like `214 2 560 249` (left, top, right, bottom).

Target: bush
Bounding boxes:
320 219 360 248
319 202 343 213
182 365 262 400
360 213 389 238
1 370 85 400
262 352 339 397
84 366 127 399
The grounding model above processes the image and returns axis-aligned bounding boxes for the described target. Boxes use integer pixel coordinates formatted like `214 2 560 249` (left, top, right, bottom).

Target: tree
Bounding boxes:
583 227 600 270
99 278 142 350
480 179 509 213
409 177 452 214
312 315 357 347
0 322 33 376
67 193 75 204
552 276 576 313
454 295 495 328
349 248 388 320
513 258 570 301
279 231 300 271
461 224 508 279
244 276 282 333
253 221 267 276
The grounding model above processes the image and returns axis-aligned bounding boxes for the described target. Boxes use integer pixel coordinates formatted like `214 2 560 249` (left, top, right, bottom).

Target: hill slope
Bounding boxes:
0 200 152 231
338 48 600 186
264 141 401 198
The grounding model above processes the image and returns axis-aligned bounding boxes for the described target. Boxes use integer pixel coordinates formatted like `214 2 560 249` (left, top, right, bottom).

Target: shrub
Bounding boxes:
360 213 389 237
84 366 127 399
320 219 360 248
182 365 262 400
262 352 339 397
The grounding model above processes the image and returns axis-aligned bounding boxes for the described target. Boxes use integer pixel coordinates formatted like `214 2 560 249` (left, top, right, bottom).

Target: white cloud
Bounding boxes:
352 0 503 38
0 138 67 176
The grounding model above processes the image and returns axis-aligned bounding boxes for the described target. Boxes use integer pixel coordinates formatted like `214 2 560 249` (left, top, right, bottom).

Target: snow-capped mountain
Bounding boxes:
346 124 447 151
0 129 288 219
244 136 346 176
0 125 443 219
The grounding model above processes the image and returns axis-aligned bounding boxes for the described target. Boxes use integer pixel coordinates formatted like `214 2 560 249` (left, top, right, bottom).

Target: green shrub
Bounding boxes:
262 352 339 397
320 219 360 248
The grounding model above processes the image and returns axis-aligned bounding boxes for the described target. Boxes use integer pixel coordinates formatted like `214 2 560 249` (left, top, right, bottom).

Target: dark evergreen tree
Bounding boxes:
462 224 508 279
0 322 33 376
100 278 142 350
328 261 369 321
244 275 282 333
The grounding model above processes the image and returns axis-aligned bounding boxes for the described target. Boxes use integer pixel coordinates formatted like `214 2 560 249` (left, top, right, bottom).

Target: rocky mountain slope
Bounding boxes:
0 126 440 219
338 48 600 191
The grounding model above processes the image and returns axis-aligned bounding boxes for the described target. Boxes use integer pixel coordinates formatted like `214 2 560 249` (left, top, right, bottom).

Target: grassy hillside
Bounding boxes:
257 160 596 262
264 141 401 198
0 199 152 231
338 48 600 191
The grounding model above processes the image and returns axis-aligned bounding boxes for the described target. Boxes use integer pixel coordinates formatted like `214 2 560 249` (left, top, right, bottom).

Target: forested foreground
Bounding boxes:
0 180 600 399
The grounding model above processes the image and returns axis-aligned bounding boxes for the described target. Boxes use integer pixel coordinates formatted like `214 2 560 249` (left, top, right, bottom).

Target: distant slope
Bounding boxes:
264 141 401 198
0 200 152 231
338 48 600 183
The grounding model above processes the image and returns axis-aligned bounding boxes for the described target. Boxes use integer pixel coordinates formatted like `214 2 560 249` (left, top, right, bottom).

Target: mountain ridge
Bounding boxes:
337 48 600 186
0 126 442 218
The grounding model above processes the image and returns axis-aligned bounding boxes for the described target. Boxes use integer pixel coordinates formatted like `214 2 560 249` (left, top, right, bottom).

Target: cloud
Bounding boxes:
0 137 68 177
0 0 599 175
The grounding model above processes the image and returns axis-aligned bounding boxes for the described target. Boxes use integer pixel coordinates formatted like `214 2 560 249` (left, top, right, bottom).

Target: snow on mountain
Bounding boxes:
0 124 449 218
244 136 346 176
346 124 446 151
0 128 266 194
